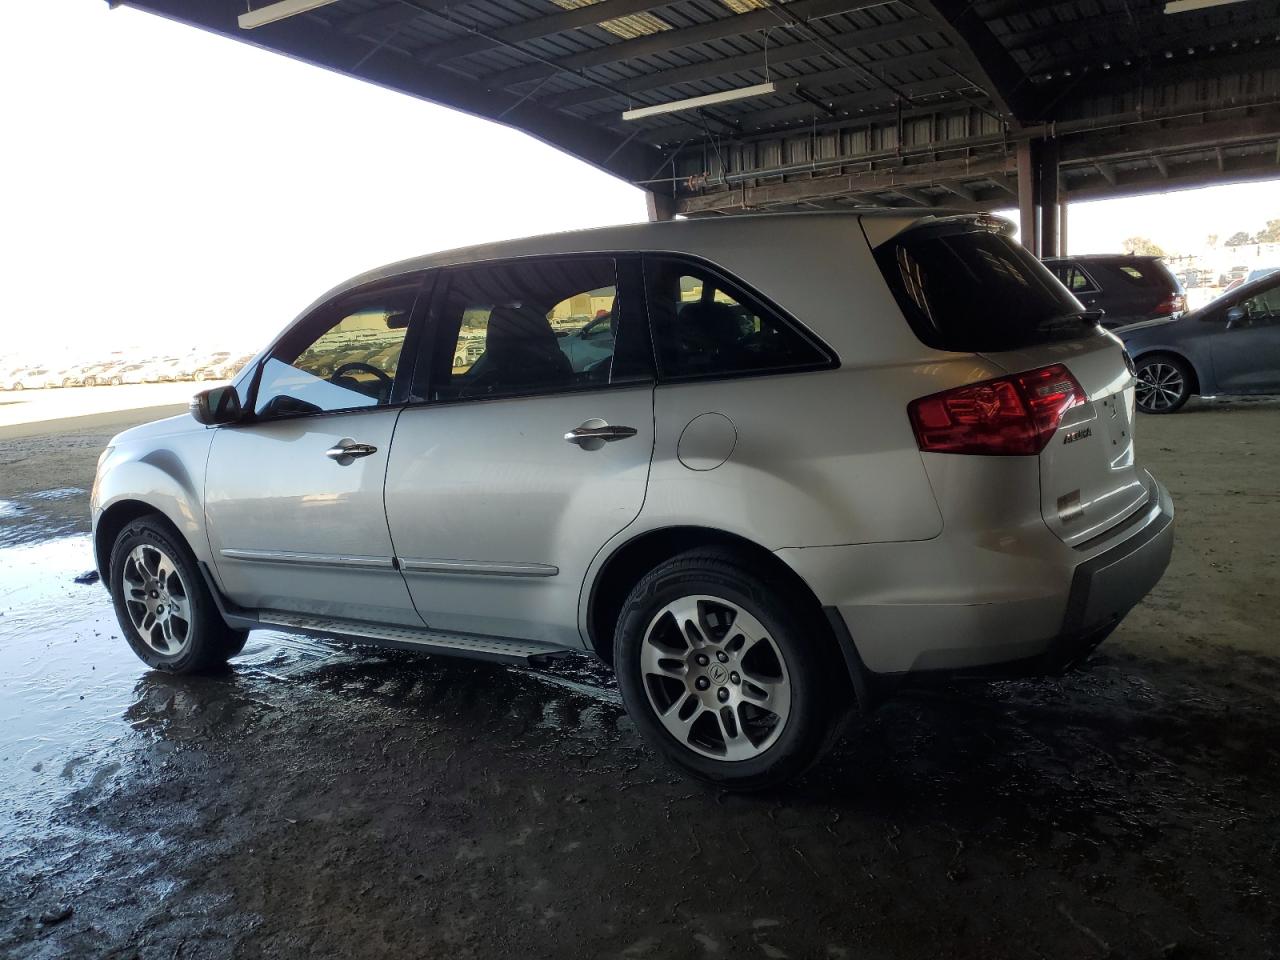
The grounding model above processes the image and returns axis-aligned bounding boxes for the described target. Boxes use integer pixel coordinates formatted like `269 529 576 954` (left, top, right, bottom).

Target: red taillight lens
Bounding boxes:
909 364 1086 456
1156 293 1186 315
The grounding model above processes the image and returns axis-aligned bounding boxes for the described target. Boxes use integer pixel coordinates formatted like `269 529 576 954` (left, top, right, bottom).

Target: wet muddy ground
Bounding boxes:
2 401 1278 959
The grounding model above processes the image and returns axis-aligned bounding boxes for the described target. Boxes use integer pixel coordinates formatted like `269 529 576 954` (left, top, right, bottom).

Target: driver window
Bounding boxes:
255 280 419 417
1236 285 1280 326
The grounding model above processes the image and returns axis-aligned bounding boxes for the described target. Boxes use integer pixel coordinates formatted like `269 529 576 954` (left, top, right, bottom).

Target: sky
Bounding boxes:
2 0 1279 368
0 0 647 365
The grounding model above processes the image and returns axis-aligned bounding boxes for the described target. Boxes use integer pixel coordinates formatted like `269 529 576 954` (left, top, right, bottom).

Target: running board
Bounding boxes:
257 611 570 666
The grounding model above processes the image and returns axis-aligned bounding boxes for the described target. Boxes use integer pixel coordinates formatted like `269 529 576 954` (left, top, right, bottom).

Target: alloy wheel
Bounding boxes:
121 543 192 655
640 595 791 761
1135 361 1185 412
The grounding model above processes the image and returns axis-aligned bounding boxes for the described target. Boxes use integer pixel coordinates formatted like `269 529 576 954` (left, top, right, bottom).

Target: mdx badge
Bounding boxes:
1063 427 1092 445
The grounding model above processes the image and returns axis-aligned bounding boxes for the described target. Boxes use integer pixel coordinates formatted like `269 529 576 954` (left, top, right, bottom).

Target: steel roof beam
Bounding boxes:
415 0 679 66
550 40 957 114
905 0 1038 124
477 0 921 90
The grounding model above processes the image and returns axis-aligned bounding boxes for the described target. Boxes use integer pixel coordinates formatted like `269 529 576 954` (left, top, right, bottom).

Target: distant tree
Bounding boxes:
1206 233 1219 249
1225 230 1252 246
1123 236 1165 257
1257 219 1280 243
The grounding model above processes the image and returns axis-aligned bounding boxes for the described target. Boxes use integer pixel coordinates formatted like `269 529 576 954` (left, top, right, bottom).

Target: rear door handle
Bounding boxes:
564 422 638 447
326 439 378 464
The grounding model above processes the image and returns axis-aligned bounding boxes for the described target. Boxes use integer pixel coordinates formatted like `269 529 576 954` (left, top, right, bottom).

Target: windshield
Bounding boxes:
874 224 1094 351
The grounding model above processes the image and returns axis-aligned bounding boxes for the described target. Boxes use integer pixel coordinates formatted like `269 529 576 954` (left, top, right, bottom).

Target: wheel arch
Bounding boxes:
1131 347 1203 396
94 499 193 591
586 526 832 667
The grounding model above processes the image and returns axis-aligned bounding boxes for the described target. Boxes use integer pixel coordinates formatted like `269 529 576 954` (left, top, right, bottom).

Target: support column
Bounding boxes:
646 191 676 222
1038 138 1060 259
1059 198 1069 256
1015 137 1062 258
1017 140 1038 256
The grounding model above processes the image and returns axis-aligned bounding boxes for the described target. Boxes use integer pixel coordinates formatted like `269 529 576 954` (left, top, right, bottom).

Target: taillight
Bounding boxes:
1155 293 1186 315
909 364 1086 456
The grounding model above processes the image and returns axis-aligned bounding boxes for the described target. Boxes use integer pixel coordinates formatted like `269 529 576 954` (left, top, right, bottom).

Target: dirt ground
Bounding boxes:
1 399 1278 959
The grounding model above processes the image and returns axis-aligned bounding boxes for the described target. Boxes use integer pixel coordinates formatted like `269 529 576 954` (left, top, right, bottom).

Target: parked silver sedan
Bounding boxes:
91 212 1174 788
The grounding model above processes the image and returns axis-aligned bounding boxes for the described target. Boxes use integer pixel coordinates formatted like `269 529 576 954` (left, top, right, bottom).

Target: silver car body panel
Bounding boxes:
93 211 1174 677
203 408 423 627
384 385 655 648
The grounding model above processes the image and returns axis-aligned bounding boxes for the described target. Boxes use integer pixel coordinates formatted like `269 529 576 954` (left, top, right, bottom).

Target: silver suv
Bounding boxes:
92 212 1174 788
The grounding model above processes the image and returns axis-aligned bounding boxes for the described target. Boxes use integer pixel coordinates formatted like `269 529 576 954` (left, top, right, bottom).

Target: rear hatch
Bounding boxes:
870 215 1150 546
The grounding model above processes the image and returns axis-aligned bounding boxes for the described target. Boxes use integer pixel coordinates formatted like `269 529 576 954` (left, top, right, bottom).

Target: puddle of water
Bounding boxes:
0 534 619 831
0 500 27 519
26 487 86 502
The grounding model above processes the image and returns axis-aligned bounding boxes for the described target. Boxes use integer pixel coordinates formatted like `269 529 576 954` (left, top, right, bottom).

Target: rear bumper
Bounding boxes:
780 477 1174 678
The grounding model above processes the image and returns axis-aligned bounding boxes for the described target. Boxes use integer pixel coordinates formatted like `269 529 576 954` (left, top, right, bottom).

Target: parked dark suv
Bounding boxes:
1044 255 1186 330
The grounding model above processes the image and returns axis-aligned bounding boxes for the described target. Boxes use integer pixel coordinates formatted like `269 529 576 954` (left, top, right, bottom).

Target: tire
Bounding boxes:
110 376 122 386
108 516 248 673
614 550 845 790
1134 353 1192 414
10 383 21 391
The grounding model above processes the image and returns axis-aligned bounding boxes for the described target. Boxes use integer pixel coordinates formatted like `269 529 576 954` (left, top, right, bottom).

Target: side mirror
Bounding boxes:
1225 306 1247 327
190 385 243 425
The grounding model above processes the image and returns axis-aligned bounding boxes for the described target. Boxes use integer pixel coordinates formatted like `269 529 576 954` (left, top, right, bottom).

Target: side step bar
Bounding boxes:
257 611 571 667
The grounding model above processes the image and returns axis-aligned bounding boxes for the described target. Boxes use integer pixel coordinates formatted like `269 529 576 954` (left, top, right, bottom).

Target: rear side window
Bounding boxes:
643 257 831 379
427 257 652 402
875 226 1092 351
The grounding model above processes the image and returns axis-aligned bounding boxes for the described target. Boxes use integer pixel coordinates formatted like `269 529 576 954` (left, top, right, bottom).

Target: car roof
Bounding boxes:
313 209 1003 309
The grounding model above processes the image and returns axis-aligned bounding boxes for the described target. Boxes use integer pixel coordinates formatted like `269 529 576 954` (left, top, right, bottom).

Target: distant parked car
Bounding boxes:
1246 267 1278 284
1121 269 1280 413
1045 255 1185 329
6 367 58 390
189 352 232 381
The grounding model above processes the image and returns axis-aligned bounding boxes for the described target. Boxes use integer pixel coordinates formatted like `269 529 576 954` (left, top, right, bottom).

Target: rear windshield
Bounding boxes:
873 224 1095 352
1094 259 1180 290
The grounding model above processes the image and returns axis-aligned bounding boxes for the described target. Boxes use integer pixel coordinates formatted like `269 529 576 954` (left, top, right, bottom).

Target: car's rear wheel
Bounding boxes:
1134 353 1192 414
109 516 247 673
614 551 843 790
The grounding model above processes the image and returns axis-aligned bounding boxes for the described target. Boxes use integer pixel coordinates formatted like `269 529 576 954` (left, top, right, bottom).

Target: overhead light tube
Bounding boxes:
238 0 343 29
1164 0 1252 13
622 81 781 121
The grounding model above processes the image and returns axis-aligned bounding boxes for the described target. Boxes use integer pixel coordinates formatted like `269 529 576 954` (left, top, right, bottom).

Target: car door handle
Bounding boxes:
564 423 638 446
325 440 378 463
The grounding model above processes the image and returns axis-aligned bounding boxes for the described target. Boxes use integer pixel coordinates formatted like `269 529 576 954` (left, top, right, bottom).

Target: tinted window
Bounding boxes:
254 280 419 417
430 257 650 401
1236 281 1280 325
875 225 1091 351
1065 266 1098 293
644 258 830 379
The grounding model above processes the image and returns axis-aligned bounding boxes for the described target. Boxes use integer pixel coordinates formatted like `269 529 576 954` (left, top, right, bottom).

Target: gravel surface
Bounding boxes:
1 398 1277 959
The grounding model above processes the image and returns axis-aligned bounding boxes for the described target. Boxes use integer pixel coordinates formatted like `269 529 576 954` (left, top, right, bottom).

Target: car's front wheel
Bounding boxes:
615 551 844 790
109 516 247 672
1134 353 1192 414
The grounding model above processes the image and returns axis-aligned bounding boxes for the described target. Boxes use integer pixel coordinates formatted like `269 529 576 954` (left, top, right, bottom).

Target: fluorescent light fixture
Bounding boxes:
1164 0 1251 13
622 81 780 121
238 0 343 29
